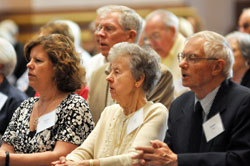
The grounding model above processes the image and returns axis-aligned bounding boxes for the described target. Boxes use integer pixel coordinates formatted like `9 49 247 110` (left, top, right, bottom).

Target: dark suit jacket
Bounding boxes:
241 68 250 88
0 77 27 135
165 79 250 166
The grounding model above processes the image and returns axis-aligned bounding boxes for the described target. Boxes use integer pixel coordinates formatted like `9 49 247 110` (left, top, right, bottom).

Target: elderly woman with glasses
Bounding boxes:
226 31 250 88
52 42 168 166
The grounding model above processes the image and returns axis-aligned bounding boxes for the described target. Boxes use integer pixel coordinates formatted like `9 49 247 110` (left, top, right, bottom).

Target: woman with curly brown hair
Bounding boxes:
0 34 94 166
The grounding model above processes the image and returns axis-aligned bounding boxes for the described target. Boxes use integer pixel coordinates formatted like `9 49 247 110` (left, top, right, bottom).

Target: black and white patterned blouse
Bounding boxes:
2 93 94 153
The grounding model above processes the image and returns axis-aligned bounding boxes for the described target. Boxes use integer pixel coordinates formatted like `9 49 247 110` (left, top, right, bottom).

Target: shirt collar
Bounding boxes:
194 85 221 116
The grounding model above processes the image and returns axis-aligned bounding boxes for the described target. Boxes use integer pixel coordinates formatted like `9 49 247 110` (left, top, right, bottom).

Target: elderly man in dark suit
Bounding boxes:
132 31 250 166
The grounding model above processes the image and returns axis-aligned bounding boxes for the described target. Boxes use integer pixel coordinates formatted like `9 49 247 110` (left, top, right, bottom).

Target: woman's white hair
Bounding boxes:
0 37 17 76
108 42 161 93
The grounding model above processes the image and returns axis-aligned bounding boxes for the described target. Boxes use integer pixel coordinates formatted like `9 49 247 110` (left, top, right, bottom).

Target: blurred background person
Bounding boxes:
238 8 250 34
52 42 168 166
0 34 94 166
143 9 188 96
0 37 27 144
0 19 27 85
226 31 250 88
55 19 92 68
186 16 203 34
87 20 99 56
87 5 174 123
179 17 194 38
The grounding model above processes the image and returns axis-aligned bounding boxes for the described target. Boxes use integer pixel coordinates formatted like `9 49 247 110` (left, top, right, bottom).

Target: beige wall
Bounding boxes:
0 0 183 11
32 0 183 11
0 0 32 11
185 0 235 35
0 0 235 37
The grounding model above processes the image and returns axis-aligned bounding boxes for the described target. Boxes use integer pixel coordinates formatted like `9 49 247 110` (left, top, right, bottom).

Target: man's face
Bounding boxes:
179 37 215 92
239 9 250 34
95 12 130 57
144 15 175 58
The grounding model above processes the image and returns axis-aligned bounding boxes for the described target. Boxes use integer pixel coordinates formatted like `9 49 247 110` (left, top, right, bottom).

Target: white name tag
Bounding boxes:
0 92 8 110
126 108 143 135
36 110 56 133
203 113 224 142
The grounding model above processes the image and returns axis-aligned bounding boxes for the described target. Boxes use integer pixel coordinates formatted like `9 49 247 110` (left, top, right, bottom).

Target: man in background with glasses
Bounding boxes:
133 31 250 166
142 10 187 96
239 8 250 34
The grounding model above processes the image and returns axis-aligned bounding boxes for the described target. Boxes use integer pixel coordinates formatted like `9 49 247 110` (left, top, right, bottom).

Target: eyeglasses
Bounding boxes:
95 24 116 34
177 53 218 63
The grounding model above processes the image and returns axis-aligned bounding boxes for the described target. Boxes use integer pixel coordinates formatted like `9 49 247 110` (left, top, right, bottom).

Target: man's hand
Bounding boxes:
132 140 178 166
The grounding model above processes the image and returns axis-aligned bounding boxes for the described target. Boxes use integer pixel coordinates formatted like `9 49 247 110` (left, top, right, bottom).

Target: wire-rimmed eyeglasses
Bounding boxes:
177 53 218 63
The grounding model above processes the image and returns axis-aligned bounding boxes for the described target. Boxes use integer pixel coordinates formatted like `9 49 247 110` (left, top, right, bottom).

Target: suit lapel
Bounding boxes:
207 80 229 119
173 92 196 152
200 79 230 152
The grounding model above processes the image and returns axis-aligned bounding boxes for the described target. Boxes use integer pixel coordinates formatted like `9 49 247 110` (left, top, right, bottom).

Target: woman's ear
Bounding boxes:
135 74 145 88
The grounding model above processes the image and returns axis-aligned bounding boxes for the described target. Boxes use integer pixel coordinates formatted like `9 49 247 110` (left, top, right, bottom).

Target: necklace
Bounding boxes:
33 117 39 127
32 102 42 128
31 93 68 128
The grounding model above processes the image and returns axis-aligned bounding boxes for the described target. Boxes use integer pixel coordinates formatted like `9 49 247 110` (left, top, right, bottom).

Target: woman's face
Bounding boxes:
26 45 55 91
228 38 246 75
106 55 137 103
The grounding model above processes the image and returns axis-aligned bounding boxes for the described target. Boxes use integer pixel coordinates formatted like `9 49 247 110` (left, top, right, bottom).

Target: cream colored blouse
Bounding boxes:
66 101 168 166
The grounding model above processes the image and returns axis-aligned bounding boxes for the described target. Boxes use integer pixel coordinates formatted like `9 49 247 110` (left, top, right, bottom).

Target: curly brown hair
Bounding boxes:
24 34 85 92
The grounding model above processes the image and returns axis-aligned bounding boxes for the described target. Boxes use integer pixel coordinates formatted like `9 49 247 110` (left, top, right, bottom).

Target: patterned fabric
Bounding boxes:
2 93 94 153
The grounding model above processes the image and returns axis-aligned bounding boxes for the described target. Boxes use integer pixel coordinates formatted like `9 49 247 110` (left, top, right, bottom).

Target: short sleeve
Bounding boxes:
2 98 32 146
55 94 95 146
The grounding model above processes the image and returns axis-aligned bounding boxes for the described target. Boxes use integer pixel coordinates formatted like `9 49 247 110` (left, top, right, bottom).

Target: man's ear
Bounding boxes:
127 30 137 42
168 26 176 34
212 59 226 76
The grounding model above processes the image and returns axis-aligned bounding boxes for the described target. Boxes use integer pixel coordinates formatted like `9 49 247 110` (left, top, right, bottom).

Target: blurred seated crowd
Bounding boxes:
0 4 249 166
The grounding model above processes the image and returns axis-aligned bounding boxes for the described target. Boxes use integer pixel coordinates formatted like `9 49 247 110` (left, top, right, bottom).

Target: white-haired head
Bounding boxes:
0 37 17 76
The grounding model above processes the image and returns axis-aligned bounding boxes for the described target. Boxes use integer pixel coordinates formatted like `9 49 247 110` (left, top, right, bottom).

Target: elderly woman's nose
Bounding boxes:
106 73 113 82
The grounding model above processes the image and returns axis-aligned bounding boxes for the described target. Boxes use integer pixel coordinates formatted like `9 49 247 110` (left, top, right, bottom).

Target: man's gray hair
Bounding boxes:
108 42 161 93
97 5 143 43
145 9 179 31
226 31 250 61
187 31 234 78
0 37 17 76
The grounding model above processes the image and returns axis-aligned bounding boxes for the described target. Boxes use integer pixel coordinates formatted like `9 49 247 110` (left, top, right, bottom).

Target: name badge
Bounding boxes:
0 92 8 110
203 113 224 142
126 108 143 135
37 110 56 133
